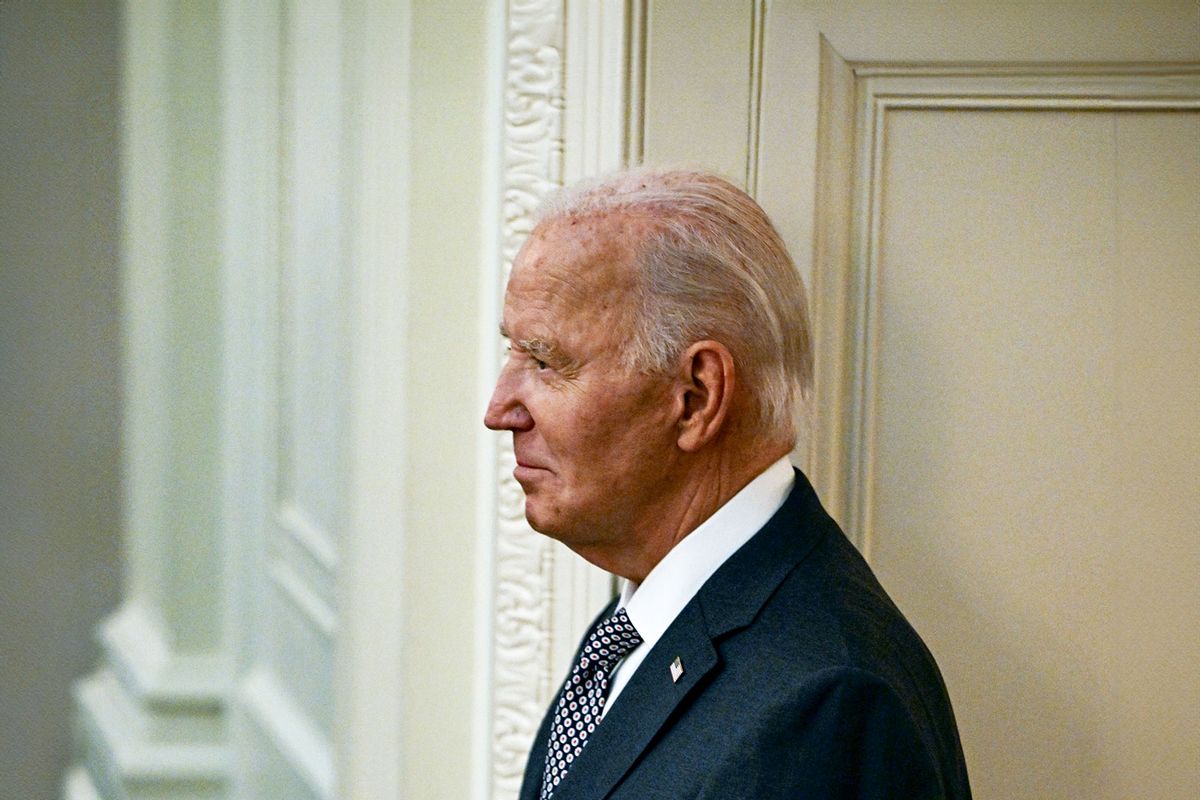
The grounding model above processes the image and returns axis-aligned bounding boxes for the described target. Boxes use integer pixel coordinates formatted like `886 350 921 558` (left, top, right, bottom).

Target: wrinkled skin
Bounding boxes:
484 215 685 574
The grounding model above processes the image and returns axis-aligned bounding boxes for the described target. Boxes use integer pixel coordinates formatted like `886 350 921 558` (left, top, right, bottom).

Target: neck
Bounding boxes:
576 436 792 583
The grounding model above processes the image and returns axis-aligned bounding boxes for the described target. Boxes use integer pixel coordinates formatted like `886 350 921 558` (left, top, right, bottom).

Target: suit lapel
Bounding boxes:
696 470 828 638
547 470 829 799
550 600 719 800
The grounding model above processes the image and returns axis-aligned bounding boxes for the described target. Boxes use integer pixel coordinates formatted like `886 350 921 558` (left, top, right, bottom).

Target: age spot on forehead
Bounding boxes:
503 212 653 365
518 212 648 301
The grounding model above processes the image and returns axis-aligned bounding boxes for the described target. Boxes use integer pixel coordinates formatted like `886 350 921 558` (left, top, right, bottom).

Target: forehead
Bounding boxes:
506 213 645 312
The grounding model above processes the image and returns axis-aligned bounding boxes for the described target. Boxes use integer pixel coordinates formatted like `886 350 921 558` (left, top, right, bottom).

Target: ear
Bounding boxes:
675 340 735 452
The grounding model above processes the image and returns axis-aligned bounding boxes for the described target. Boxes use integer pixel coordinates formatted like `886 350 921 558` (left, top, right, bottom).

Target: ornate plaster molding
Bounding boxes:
491 2 567 796
490 3 637 796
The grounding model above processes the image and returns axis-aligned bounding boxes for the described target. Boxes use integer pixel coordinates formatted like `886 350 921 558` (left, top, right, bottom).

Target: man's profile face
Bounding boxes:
484 215 678 556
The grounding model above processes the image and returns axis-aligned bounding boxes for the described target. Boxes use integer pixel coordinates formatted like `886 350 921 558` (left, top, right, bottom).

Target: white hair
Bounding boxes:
537 167 813 441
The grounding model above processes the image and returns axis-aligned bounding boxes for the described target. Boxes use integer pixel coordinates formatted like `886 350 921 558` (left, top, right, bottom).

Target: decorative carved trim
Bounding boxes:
490 2 567 797
489 2 634 797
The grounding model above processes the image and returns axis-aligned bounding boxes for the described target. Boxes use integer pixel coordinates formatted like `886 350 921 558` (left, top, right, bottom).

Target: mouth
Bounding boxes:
513 450 544 470
513 458 548 481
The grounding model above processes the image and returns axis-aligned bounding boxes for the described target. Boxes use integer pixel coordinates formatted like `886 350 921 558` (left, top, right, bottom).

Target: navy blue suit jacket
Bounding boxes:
519 470 972 799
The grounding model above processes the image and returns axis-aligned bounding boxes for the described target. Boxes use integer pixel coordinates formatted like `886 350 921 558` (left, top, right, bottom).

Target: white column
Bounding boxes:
67 3 233 799
67 1 636 797
68 2 419 798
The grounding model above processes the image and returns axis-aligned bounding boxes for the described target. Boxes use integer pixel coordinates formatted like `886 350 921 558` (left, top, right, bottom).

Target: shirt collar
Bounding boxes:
619 455 795 647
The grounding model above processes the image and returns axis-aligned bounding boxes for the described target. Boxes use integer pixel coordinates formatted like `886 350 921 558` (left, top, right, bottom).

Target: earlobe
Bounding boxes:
676 341 735 452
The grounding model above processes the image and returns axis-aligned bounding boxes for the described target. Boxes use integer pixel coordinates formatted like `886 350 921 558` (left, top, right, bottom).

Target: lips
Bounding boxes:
513 454 550 485
514 451 547 471
513 438 549 476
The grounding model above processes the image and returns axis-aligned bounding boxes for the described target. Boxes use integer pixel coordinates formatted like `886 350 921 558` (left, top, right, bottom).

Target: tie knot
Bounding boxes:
578 607 642 671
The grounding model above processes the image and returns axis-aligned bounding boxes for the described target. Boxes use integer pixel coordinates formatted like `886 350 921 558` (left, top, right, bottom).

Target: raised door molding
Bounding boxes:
811 58 1200 550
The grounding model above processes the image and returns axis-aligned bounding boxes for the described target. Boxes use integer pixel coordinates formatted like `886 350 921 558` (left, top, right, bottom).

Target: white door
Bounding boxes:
641 3 1200 798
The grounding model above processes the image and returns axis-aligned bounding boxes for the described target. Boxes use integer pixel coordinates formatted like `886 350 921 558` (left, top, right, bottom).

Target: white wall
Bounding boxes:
401 4 490 796
0 2 124 798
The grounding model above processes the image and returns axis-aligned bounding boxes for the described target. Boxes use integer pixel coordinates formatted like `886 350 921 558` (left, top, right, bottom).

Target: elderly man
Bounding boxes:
485 169 971 799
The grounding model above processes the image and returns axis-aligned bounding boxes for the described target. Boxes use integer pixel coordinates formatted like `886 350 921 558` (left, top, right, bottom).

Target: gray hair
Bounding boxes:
537 167 813 441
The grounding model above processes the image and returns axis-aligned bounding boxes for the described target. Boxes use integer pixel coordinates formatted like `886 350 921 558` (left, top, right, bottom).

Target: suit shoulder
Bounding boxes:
758 521 918 660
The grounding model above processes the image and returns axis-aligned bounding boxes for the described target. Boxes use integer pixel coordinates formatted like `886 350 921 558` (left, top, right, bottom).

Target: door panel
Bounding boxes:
873 107 1199 799
1107 111 1200 797
642 3 1200 797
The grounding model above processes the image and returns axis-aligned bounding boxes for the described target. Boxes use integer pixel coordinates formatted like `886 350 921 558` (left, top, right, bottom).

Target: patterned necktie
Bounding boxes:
540 607 643 799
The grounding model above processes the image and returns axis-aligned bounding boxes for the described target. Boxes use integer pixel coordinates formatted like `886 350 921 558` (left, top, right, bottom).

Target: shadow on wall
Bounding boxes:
0 2 124 798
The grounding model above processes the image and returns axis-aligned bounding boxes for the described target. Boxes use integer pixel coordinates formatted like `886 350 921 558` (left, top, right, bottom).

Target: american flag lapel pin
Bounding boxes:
669 656 684 683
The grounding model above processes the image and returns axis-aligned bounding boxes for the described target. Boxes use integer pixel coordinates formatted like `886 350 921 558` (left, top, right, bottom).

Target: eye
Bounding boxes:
534 357 548 370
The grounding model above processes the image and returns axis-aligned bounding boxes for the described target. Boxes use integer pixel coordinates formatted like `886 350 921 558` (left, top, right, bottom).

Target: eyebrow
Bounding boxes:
519 337 560 363
499 324 563 363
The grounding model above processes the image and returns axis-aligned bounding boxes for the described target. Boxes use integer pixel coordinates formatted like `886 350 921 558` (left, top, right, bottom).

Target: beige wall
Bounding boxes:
639 3 1200 798
401 4 490 797
0 2 123 798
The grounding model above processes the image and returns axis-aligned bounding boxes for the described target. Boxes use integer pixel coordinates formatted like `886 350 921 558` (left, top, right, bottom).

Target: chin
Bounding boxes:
522 502 560 539
522 497 548 531
522 499 581 545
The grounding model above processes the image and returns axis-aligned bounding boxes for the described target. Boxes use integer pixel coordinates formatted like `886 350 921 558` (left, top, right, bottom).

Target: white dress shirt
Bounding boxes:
600 455 795 717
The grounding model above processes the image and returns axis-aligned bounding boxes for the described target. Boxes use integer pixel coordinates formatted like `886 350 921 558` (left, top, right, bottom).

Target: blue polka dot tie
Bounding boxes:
540 607 642 799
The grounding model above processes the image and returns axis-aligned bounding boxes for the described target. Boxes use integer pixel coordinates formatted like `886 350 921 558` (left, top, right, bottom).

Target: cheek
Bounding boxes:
586 397 670 464
539 376 673 472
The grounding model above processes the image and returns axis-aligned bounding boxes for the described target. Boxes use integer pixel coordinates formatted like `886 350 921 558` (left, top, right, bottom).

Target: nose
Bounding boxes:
484 362 533 432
